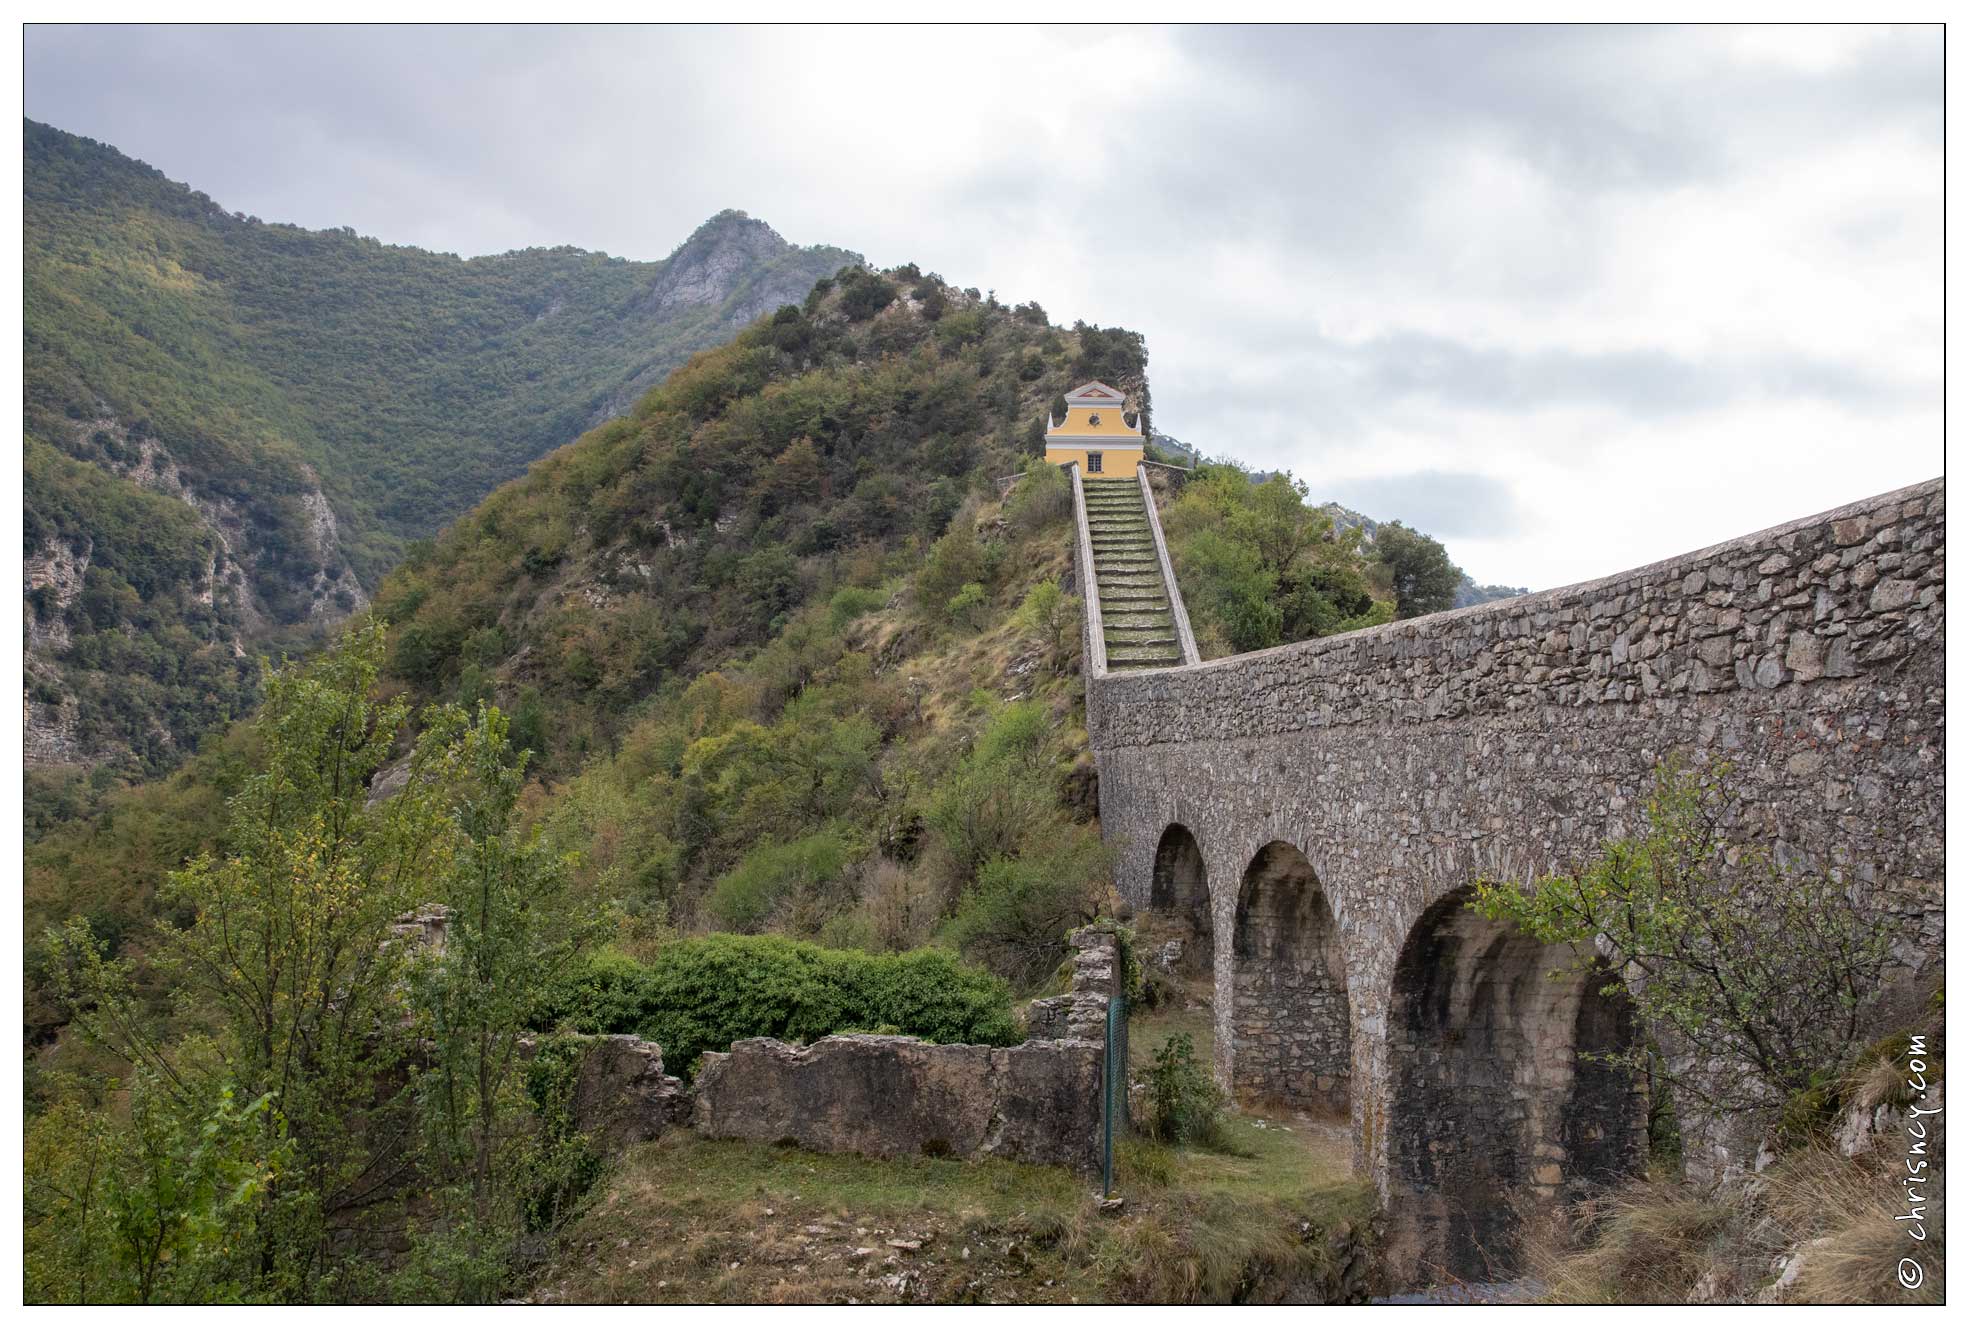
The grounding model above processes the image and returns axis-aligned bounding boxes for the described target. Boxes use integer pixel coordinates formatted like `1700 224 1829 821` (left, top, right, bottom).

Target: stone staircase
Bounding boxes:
1082 476 1185 670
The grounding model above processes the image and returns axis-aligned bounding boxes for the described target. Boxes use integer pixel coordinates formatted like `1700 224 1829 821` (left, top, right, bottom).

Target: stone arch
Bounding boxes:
1147 823 1211 974
1385 885 1647 1281
1230 841 1351 1114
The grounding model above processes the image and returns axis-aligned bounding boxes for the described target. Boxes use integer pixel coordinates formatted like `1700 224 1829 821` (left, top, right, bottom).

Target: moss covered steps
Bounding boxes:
1083 476 1183 669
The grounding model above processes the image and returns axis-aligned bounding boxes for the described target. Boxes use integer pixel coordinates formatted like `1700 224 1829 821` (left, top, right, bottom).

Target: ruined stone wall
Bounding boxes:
690 928 1125 1174
692 1035 1105 1172
1088 478 1944 1224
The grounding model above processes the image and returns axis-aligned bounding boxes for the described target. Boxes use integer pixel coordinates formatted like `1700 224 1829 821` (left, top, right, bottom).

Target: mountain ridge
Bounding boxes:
23 119 861 773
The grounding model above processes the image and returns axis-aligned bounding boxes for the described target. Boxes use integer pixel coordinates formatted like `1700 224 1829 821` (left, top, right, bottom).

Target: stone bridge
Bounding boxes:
1073 470 1944 1279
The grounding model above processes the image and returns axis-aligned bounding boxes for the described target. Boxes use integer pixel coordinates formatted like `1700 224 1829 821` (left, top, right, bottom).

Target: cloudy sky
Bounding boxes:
25 23 1942 590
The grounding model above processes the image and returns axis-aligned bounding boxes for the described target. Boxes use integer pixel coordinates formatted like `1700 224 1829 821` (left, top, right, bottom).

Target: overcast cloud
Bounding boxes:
24 23 1941 590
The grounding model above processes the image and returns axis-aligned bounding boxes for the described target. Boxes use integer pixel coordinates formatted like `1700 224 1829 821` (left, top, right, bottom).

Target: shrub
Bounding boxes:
826 584 888 632
839 271 897 321
1005 461 1072 538
924 701 1058 879
916 521 984 619
1472 758 1896 1127
530 934 1021 1076
521 948 655 1035
706 828 856 932
946 581 989 630
945 826 1112 989
1016 579 1080 670
1145 1032 1225 1147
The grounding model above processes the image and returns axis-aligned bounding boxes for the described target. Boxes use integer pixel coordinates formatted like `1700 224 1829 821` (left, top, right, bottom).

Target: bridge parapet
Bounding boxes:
1092 477 1942 754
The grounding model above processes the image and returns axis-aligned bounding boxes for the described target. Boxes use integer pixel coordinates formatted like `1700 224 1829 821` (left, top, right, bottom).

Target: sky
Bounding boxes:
24 23 1943 591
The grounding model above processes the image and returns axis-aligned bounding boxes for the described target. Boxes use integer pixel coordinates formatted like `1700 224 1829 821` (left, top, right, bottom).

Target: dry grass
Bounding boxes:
1765 1146 1943 1304
1522 1180 1739 1303
1521 1144 1943 1304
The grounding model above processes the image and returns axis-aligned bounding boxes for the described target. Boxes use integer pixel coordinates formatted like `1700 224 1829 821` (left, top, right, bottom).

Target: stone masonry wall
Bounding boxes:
1230 844 1351 1113
691 928 1126 1174
1088 479 1944 1210
692 1035 1104 1172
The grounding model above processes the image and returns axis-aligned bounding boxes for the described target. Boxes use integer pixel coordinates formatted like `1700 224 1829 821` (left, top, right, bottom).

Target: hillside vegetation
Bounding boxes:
24 268 1155 1049
26 262 1467 1304
24 265 1418 1029
24 118 857 774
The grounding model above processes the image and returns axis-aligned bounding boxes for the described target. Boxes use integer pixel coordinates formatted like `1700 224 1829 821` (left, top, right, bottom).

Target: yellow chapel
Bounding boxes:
1044 380 1145 476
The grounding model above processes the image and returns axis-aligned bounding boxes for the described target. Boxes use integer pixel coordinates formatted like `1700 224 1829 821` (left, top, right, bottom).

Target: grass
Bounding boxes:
530 1125 1373 1305
1521 1145 1943 1304
528 996 1373 1304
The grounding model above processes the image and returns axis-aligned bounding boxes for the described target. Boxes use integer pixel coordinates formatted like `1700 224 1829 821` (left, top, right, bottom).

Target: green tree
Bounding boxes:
1374 521 1459 619
39 624 510 1299
1176 529 1281 653
407 703 603 1291
25 1076 284 1304
1471 759 1896 1124
1231 472 1327 576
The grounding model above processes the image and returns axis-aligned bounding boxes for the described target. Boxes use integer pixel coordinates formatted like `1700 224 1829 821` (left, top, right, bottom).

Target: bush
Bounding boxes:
945 826 1112 989
839 270 898 321
707 828 855 932
1145 1032 1224 1147
1005 460 1071 535
530 934 1022 1076
826 584 888 631
1472 758 1896 1127
1016 579 1080 670
924 701 1058 878
916 521 985 619
946 581 989 630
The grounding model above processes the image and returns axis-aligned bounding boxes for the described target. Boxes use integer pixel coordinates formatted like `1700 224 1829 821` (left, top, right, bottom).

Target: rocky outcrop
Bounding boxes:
295 481 369 621
645 211 790 314
582 213 863 428
693 1034 1105 1173
23 534 89 654
642 210 852 325
24 416 371 772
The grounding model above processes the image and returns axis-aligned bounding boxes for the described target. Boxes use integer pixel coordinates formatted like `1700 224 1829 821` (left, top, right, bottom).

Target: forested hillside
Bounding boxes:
23 119 858 774
29 261 1515 1302
24 266 1152 1023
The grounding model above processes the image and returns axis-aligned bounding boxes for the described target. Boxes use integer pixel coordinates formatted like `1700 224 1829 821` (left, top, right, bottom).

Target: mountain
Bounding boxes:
1318 501 1529 608
26 266 1154 1002
1146 431 1200 467
23 119 860 774
367 269 1148 775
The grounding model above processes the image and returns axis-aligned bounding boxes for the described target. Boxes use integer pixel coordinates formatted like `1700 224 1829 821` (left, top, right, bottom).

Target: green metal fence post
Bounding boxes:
1102 993 1123 1197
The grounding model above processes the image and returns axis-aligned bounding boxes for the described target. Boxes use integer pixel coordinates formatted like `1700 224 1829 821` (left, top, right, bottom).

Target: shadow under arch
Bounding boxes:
1231 840 1351 1115
1148 822 1211 976
1385 884 1648 1282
